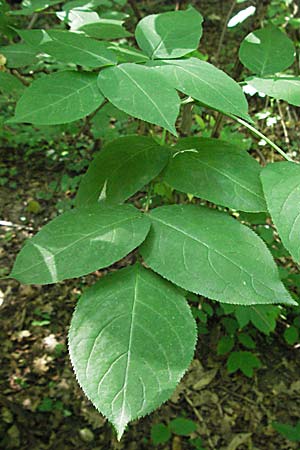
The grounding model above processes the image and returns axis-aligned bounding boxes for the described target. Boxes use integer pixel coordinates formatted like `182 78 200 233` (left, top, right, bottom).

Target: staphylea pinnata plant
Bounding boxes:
2 4 300 439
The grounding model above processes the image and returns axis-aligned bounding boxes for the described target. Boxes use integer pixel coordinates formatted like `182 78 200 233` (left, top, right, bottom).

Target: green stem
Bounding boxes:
230 115 293 162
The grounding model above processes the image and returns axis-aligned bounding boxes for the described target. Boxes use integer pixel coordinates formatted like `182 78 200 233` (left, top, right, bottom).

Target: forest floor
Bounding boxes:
1 145 300 450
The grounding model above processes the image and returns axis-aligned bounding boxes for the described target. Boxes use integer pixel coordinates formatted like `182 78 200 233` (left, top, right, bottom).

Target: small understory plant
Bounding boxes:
2 3 300 440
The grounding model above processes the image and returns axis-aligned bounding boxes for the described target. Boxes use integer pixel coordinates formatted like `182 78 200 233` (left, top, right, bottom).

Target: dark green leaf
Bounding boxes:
69 264 197 439
284 326 299 345
140 205 295 306
11 204 150 284
237 333 256 349
151 424 171 444
234 305 280 334
164 137 266 212
169 418 197 436
217 336 234 355
272 421 300 442
76 135 170 206
227 351 261 377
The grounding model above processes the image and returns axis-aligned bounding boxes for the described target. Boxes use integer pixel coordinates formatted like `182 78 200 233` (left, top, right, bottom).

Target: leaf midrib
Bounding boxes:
118 65 175 132
15 74 98 121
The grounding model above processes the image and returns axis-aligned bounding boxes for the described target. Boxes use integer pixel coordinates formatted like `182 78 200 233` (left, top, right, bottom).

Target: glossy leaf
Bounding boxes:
151 58 249 120
247 76 300 107
239 25 295 75
0 43 37 68
10 204 150 284
76 135 170 207
98 63 180 134
135 7 203 59
69 263 196 439
39 30 117 68
80 18 131 40
261 162 300 263
164 137 266 212
10 71 104 125
140 205 296 306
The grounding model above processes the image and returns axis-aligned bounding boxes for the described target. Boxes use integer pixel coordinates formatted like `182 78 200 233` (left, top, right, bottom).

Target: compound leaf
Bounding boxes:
10 71 104 125
98 63 180 134
234 305 280 334
164 137 266 212
227 351 261 377
140 205 296 306
239 25 295 76
135 7 203 59
261 162 300 263
76 135 170 206
69 263 196 439
11 204 150 284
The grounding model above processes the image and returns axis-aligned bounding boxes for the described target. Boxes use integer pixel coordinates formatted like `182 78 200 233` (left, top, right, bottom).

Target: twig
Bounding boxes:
215 0 236 63
229 115 294 162
277 100 290 148
11 70 30 86
27 13 38 29
128 0 142 20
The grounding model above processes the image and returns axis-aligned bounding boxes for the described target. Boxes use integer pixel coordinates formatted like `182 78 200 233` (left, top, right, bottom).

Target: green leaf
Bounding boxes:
217 336 234 355
169 418 197 436
0 43 37 68
98 63 180 134
239 25 295 76
76 135 170 207
140 205 296 306
56 9 101 31
261 162 300 263
135 7 203 59
234 305 280 334
9 0 62 15
164 137 266 212
247 76 300 107
69 264 196 439
227 351 261 377
151 423 171 444
108 43 149 63
0 71 25 97
80 18 131 40
152 58 249 120
10 204 150 284
284 326 299 345
237 332 256 349
272 421 300 442
10 71 104 125
39 30 117 68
